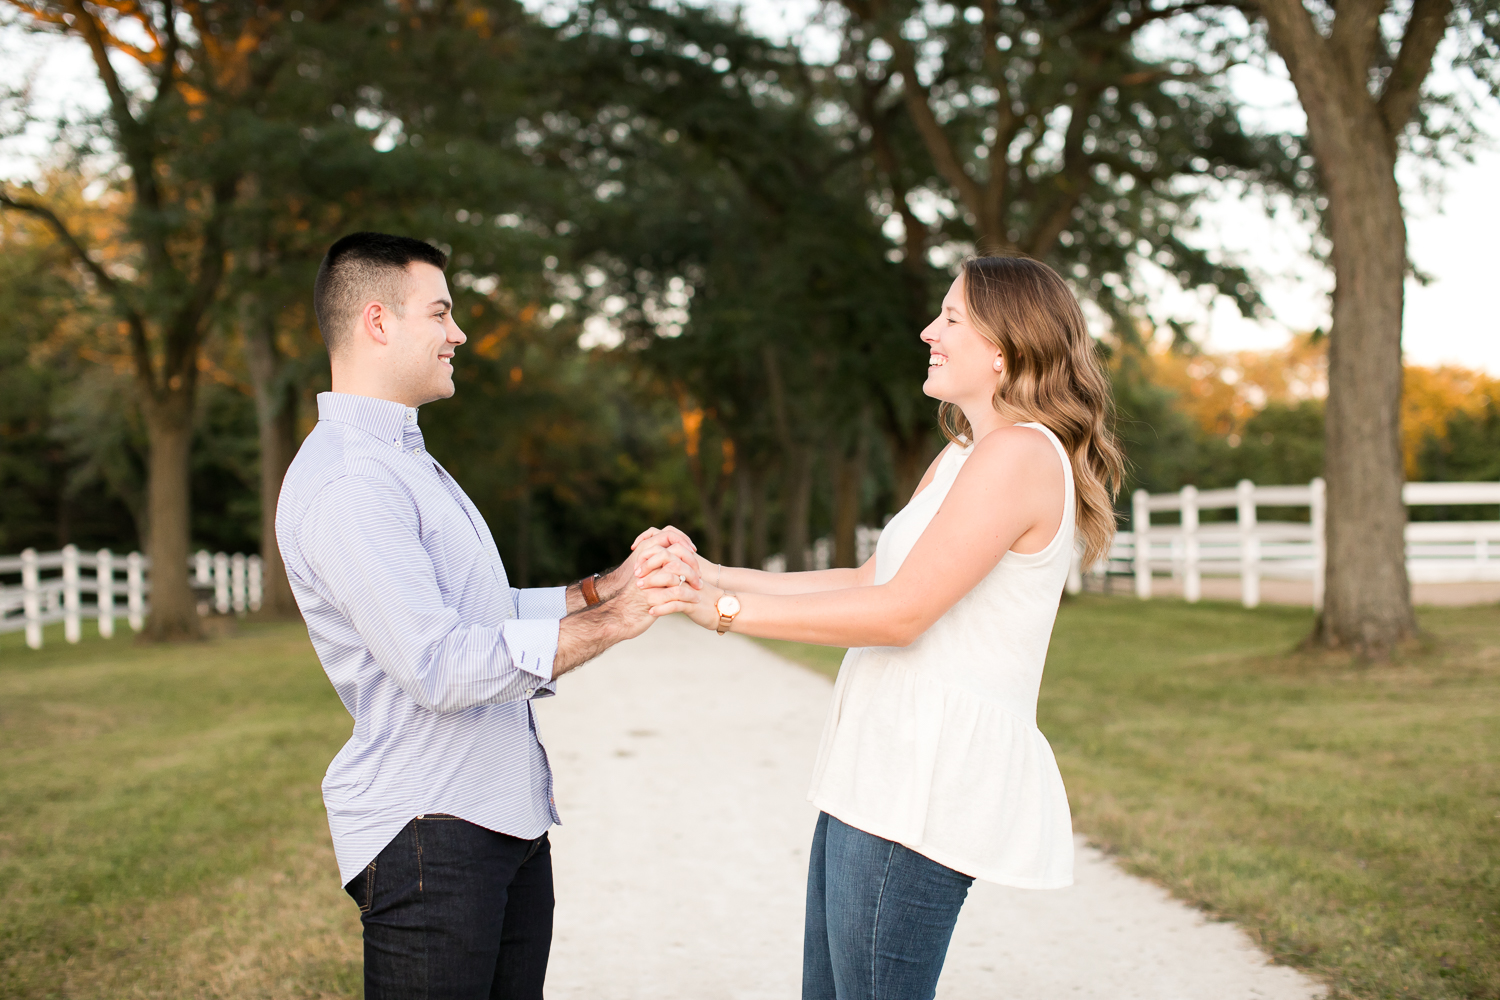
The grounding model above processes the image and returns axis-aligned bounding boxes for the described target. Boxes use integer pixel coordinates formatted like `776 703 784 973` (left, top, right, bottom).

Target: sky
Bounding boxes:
4 4 1497 375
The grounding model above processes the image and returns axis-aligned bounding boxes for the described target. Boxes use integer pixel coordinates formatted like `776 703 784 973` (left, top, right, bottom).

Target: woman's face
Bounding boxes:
920 274 1002 406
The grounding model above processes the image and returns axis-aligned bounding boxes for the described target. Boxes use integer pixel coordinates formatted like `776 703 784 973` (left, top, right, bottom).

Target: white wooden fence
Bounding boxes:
1067 478 1500 609
7 479 1495 647
0 547 263 650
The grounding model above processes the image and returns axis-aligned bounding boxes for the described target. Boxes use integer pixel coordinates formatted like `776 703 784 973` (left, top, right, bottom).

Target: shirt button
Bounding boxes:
405 410 416 423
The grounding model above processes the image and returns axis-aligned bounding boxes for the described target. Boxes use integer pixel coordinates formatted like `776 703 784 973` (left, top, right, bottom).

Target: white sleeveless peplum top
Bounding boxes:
807 421 1076 888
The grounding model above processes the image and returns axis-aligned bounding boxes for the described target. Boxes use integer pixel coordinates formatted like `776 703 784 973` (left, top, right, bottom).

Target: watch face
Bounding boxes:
716 594 741 617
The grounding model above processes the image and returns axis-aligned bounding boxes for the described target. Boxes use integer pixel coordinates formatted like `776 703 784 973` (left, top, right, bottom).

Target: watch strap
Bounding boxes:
715 596 738 635
581 574 601 607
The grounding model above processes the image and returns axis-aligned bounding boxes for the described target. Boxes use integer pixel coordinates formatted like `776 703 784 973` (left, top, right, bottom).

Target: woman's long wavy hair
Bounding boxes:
938 256 1125 566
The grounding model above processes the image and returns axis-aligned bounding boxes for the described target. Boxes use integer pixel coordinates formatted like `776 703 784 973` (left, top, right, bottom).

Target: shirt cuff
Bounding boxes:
515 586 568 619
501 617 560 683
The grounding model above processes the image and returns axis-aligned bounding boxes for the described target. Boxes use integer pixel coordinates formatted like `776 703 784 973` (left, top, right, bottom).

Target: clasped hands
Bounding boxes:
627 525 725 630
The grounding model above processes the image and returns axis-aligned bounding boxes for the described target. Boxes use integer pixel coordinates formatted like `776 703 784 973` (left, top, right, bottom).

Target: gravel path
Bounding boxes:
534 615 1324 1000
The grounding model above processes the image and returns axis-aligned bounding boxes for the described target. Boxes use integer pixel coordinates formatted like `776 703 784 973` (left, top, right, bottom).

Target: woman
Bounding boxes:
633 255 1124 1000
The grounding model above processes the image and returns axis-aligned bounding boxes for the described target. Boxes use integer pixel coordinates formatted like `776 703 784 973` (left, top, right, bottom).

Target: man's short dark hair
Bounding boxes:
314 232 448 355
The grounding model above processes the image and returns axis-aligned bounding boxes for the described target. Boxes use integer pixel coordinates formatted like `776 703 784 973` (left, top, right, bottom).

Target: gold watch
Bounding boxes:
715 594 741 635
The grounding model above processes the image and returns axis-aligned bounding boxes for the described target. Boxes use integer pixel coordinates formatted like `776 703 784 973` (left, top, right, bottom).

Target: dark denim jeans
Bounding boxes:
803 812 974 1000
345 815 553 1000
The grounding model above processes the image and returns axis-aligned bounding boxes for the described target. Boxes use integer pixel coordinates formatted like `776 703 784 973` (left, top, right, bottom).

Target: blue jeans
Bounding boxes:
803 812 974 1000
345 815 553 1000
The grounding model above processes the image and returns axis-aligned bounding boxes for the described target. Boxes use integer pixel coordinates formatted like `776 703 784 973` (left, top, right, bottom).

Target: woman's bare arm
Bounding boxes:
632 445 952 598
639 428 1063 647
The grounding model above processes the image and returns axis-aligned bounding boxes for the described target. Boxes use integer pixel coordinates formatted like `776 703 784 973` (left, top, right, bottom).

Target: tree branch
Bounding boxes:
64 0 141 146
978 0 1013 226
1023 91 1095 259
0 189 156 393
885 31 987 231
1377 0 1454 140
1123 1 1222 33
1325 0 1385 88
148 0 182 124
1253 0 1332 112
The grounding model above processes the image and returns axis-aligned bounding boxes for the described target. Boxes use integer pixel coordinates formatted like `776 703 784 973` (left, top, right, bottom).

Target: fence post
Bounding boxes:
1181 486 1200 603
97 548 115 639
62 544 81 644
195 549 211 616
1311 477 1327 612
1237 479 1260 608
248 555 263 612
22 547 42 650
126 552 145 631
214 552 230 614
1133 489 1151 599
231 553 247 614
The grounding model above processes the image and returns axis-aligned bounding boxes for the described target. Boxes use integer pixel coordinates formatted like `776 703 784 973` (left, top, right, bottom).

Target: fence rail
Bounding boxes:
1066 478 1500 608
1 546 263 649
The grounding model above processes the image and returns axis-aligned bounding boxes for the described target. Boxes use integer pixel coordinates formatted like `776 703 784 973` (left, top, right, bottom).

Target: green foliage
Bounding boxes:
0 221 137 551
826 0 1311 327
1110 348 1205 497
0 0 1487 576
421 321 698 586
1419 396 1500 483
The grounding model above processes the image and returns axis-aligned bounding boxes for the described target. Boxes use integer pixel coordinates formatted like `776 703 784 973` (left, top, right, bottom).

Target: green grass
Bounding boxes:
0 620 361 999
760 596 1500 1000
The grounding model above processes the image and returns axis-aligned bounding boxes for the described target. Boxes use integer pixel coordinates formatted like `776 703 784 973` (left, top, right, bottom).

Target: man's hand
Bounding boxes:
552 543 701 677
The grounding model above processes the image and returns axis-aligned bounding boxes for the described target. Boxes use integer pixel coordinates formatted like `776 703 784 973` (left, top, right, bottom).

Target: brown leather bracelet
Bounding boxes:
580 574 601 607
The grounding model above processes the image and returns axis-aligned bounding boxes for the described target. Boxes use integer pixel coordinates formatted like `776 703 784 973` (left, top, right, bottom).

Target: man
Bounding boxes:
276 232 697 999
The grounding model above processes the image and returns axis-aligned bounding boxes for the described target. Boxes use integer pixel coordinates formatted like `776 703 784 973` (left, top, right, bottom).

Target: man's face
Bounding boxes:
385 262 466 407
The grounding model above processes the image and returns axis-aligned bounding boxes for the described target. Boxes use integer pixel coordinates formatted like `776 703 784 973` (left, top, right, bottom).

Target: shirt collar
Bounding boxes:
318 392 419 450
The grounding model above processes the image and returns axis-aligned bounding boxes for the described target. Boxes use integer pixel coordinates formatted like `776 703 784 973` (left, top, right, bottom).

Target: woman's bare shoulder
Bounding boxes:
964 424 1062 480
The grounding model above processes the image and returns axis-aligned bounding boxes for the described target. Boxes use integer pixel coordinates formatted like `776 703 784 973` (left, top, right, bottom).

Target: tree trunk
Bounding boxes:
750 464 770 571
781 447 816 572
1256 0 1422 656
243 296 301 619
1314 133 1416 653
887 430 934 510
731 461 751 568
685 437 727 567
832 430 869 569
140 389 203 641
697 487 726 566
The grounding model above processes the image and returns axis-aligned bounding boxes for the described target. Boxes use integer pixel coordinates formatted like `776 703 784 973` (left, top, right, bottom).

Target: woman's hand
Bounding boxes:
630 525 710 591
637 568 724 629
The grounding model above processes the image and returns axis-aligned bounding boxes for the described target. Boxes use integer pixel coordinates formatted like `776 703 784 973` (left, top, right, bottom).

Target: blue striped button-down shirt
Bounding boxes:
277 391 564 886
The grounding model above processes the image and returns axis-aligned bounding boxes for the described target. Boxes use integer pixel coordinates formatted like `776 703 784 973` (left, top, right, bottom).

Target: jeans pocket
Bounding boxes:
345 860 376 914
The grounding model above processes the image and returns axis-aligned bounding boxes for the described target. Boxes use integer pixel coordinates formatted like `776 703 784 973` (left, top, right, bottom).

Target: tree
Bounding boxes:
813 1 1308 501
1241 0 1498 655
534 1 923 569
0 1 334 639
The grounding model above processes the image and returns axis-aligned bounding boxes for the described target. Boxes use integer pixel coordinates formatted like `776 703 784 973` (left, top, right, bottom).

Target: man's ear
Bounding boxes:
361 301 391 347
